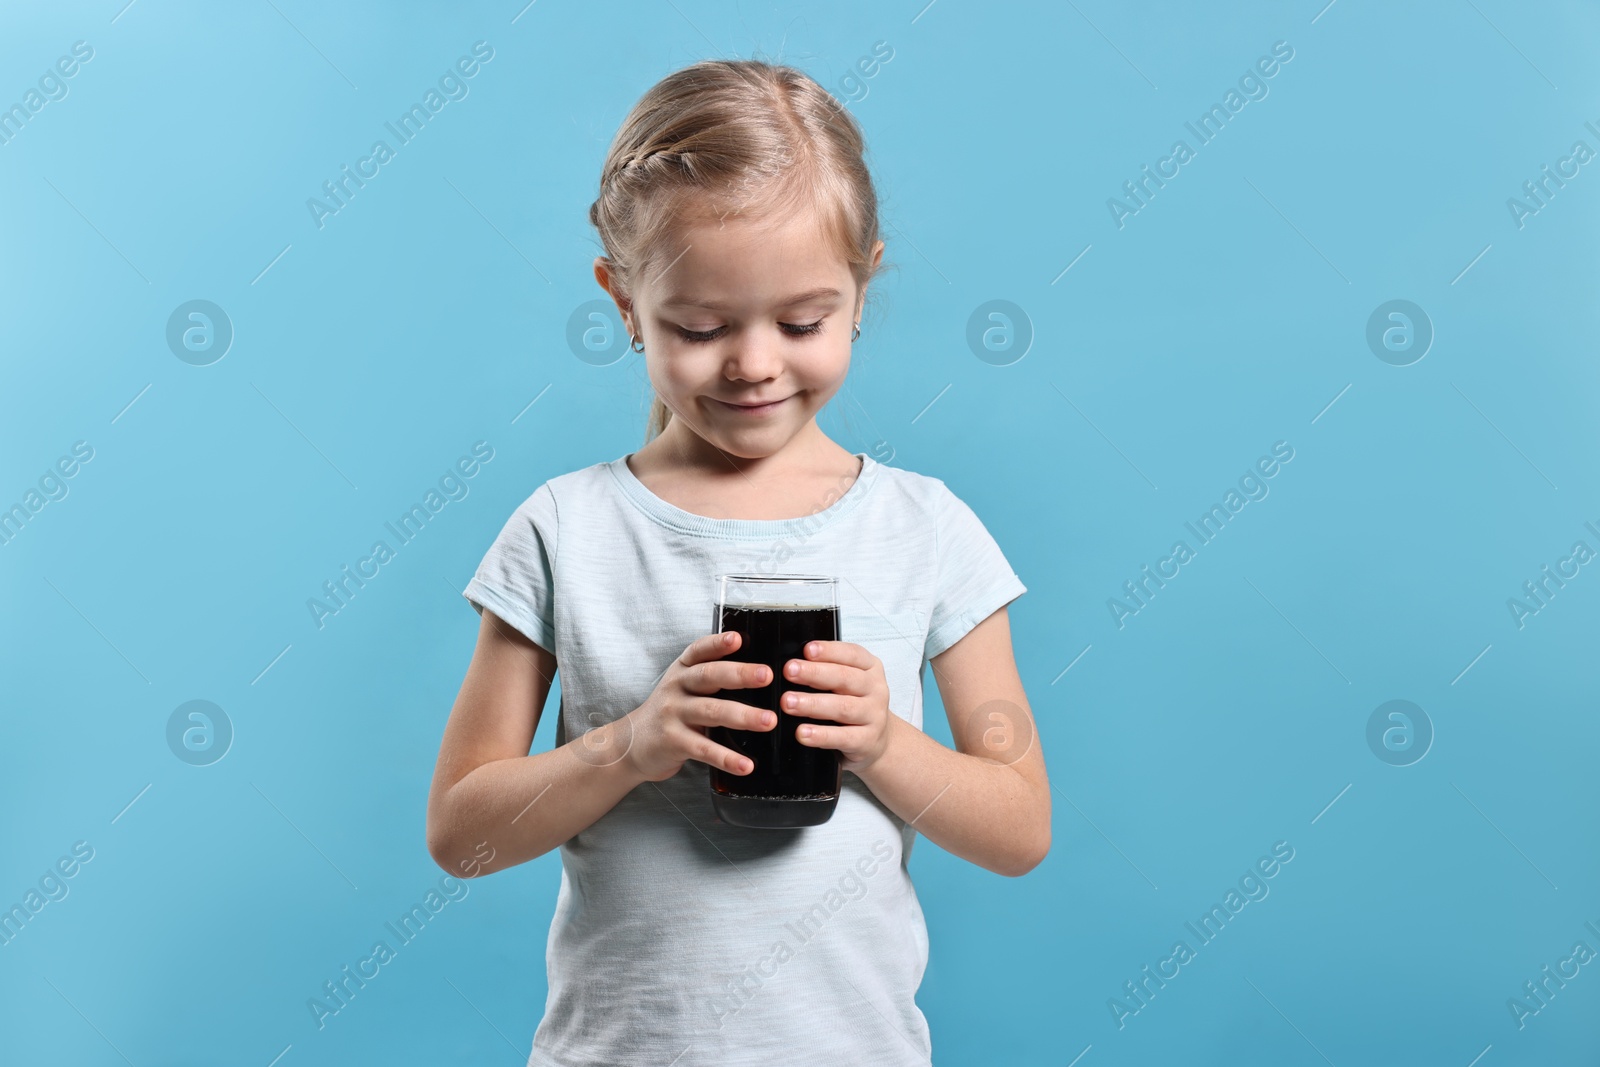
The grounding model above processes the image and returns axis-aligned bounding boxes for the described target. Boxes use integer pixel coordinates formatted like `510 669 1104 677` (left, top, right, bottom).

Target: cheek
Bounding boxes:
798 344 851 390
645 351 696 394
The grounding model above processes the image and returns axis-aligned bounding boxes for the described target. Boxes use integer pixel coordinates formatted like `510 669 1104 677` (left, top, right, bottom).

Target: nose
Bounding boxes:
722 334 784 383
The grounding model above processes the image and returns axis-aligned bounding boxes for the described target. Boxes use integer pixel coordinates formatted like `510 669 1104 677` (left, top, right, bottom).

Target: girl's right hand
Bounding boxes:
623 630 776 783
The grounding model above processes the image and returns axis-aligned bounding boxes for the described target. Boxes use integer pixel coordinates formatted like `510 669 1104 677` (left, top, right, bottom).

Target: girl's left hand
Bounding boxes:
781 639 894 775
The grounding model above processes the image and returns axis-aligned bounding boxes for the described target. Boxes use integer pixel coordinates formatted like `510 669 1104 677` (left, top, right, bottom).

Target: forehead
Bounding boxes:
649 209 852 310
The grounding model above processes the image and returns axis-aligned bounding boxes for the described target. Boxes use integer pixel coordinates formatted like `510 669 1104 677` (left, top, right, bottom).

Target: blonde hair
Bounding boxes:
588 58 887 444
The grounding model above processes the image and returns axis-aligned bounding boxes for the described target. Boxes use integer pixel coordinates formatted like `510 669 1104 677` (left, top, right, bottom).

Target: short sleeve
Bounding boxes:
924 480 1026 661
463 482 558 654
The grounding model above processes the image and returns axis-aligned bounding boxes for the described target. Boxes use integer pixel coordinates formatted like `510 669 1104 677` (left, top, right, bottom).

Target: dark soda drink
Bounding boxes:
708 580 841 829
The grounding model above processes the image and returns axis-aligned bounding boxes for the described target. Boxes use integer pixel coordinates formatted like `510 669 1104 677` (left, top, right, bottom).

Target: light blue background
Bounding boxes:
3 1 1598 1064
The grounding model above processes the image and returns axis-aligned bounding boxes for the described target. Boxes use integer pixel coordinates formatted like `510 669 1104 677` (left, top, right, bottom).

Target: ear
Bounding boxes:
855 240 886 321
593 257 635 330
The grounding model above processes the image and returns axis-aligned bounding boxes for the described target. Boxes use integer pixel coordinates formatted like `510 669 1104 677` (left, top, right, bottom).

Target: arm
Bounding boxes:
427 609 775 877
425 607 643 878
854 606 1050 877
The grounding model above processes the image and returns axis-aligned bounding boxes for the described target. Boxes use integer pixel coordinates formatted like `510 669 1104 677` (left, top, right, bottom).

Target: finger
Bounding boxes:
685 658 772 695
792 721 856 753
681 629 748 667
781 657 871 697
797 639 875 669
779 690 861 724
681 696 778 733
684 730 758 775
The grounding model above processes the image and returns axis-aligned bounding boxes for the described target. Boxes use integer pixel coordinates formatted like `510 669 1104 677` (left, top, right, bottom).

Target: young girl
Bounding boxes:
427 58 1049 1066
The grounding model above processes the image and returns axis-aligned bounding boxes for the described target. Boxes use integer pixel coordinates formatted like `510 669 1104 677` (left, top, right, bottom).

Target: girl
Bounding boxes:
427 58 1049 1067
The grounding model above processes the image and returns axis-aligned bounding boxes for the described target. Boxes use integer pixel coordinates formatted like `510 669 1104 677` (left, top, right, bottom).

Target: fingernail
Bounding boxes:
798 725 812 738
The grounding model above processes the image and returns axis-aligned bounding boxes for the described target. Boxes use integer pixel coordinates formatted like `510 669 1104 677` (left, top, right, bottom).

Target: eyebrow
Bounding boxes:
658 286 844 312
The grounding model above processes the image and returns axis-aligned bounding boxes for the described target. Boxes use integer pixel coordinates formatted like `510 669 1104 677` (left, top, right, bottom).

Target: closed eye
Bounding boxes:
675 320 824 343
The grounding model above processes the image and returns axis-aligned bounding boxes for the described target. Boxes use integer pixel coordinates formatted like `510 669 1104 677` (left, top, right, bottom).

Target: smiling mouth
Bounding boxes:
713 396 790 414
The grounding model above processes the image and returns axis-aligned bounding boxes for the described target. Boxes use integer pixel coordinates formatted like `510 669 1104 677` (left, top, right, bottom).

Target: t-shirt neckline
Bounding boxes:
607 451 879 540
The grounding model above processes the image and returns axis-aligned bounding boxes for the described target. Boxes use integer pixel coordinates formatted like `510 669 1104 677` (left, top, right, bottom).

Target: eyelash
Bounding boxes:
674 321 824 344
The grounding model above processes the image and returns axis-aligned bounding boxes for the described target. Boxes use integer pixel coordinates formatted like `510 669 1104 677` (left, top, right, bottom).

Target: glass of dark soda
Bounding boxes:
708 574 841 828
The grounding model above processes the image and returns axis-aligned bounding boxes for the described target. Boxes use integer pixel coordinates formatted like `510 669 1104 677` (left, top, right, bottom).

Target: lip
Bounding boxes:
713 395 790 415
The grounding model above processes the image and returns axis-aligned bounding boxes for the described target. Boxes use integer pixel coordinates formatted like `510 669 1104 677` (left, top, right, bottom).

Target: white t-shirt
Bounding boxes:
462 450 1027 1067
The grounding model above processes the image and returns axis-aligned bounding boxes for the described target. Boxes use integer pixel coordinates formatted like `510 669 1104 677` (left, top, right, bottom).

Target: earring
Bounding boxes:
850 322 861 342
629 334 645 353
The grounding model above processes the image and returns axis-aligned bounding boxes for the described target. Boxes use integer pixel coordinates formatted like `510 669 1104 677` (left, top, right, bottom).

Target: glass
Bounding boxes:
708 574 841 828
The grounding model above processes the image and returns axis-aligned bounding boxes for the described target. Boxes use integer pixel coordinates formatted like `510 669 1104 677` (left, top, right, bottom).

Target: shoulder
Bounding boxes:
868 459 978 526
503 458 615 520
865 458 951 515
872 461 1017 569
481 461 620 559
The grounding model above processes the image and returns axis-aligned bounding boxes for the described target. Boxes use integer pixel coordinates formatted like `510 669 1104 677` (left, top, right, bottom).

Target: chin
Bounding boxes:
713 435 795 460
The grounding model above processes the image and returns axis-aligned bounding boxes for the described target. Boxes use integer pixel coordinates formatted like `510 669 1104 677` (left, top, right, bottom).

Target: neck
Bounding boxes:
642 417 845 482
